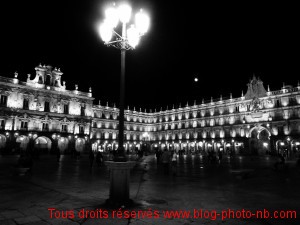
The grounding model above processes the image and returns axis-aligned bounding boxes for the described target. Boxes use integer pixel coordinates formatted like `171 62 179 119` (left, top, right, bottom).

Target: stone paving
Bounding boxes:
0 154 300 225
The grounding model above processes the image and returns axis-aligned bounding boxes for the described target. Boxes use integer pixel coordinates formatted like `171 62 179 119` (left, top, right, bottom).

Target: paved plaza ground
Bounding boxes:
0 153 300 225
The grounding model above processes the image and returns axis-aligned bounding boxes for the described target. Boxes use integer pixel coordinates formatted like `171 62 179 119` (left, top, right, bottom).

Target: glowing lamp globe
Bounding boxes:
99 21 113 43
118 3 132 23
135 9 150 34
127 25 140 48
105 7 119 28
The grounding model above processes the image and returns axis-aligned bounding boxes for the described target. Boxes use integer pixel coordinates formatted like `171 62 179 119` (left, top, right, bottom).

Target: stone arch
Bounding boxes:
34 136 52 152
248 126 271 155
58 137 69 153
106 142 113 151
291 139 300 152
276 139 286 150
16 135 30 151
207 142 214 152
248 126 271 138
189 141 195 153
224 142 232 154
75 138 85 152
275 139 288 156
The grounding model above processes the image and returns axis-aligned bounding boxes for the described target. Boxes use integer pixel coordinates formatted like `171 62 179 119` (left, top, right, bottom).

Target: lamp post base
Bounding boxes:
105 161 136 207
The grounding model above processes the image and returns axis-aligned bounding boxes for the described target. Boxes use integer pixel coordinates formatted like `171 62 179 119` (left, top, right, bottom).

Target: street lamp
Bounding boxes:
98 2 150 206
98 2 150 162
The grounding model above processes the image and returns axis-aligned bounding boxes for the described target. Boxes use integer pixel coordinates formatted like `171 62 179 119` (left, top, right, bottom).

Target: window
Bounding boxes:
21 121 28 129
81 105 85 116
42 123 49 131
44 101 50 112
61 124 67 132
63 104 69 114
0 95 7 106
79 126 84 134
38 76 43 84
23 99 29 110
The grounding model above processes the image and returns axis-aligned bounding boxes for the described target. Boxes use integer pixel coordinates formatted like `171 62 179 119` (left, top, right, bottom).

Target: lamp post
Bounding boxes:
98 2 150 206
99 2 150 162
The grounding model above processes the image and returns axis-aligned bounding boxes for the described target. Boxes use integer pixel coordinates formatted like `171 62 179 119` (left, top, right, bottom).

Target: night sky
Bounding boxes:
1 0 299 111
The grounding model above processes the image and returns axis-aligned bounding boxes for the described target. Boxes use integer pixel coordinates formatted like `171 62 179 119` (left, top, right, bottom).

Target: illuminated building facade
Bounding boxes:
1 65 300 157
91 76 300 158
0 65 94 154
